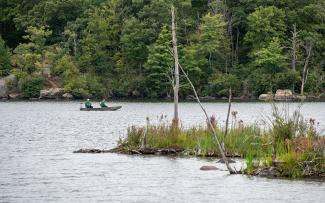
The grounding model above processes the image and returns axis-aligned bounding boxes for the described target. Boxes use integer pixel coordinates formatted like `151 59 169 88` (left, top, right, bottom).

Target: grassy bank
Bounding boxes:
116 105 325 179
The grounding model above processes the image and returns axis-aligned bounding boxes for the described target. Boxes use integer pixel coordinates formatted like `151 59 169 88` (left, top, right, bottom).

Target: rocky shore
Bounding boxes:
1 74 324 101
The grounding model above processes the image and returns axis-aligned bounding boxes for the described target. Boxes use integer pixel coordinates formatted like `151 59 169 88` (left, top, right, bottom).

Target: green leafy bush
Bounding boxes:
20 76 44 98
64 75 103 99
52 55 79 80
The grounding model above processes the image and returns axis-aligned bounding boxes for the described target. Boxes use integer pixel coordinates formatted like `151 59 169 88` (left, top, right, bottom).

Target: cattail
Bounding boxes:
207 115 217 130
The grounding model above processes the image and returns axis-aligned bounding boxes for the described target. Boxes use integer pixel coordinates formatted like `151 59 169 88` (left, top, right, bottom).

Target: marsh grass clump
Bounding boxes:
252 103 325 178
116 106 324 179
119 117 265 157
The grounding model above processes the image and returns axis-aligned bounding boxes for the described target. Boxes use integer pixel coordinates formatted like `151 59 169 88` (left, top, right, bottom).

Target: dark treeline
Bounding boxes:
0 0 324 99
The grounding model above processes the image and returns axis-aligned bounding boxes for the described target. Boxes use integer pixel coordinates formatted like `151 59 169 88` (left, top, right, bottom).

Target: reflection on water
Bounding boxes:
0 101 324 202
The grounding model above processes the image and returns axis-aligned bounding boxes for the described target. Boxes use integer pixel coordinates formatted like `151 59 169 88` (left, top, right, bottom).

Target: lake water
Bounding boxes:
0 101 324 202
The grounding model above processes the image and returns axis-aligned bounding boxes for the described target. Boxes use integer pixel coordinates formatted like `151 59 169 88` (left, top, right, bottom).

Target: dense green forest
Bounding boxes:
0 0 324 99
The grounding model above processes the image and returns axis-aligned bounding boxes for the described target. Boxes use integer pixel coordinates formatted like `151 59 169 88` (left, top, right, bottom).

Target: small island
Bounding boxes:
76 103 325 179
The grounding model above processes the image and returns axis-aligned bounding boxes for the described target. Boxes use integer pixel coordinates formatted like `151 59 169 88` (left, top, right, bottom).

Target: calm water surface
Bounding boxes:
0 101 324 202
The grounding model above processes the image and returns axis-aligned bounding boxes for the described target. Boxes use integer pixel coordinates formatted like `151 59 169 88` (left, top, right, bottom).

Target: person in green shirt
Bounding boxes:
100 99 108 108
85 99 93 108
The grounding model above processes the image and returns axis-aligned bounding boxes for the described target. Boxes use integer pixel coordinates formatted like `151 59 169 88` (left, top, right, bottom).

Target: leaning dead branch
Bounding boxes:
177 62 237 174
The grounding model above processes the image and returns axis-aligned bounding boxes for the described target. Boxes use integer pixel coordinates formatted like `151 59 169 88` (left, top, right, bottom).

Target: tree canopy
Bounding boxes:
0 0 324 99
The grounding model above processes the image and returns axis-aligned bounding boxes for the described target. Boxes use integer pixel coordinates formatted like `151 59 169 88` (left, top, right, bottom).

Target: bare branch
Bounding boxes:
178 62 236 174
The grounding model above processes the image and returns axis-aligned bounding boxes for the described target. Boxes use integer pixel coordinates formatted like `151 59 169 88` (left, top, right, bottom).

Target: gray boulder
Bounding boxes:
274 89 293 101
0 79 8 98
8 93 21 99
258 93 273 101
39 88 64 99
62 93 73 99
0 74 17 98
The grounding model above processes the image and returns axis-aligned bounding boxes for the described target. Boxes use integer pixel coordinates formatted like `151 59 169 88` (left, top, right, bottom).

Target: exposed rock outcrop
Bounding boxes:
8 93 21 99
0 79 8 98
39 88 64 99
0 74 17 98
258 93 273 101
62 93 73 99
259 89 295 101
274 89 293 101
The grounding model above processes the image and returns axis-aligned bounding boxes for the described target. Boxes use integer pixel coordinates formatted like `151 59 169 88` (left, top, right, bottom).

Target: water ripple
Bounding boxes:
0 101 324 202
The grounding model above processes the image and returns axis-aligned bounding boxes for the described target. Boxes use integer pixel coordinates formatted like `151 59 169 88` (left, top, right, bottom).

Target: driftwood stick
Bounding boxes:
178 62 236 174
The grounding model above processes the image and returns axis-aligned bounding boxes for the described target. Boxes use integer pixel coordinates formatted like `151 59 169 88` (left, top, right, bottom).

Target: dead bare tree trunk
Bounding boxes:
235 28 239 63
290 24 299 72
290 24 300 92
222 87 232 150
300 42 312 95
171 6 179 127
178 62 236 174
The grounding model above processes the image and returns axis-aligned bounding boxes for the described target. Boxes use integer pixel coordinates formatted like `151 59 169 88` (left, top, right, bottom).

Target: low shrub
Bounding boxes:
64 74 104 98
20 76 44 98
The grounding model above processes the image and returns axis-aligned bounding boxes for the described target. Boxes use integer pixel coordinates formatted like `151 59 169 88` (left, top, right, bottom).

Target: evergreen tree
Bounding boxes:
199 13 230 73
144 25 173 98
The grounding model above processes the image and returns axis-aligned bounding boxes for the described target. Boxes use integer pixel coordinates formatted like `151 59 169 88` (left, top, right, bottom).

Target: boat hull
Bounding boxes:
80 106 122 111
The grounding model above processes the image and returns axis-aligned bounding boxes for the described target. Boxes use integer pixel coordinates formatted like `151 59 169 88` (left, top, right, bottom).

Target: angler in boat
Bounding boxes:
100 99 108 108
80 98 122 111
85 99 93 108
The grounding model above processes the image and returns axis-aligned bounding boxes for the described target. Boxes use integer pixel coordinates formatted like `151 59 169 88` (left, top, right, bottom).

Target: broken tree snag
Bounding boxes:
301 41 312 95
222 87 232 150
140 117 149 149
171 5 179 127
177 62 236 174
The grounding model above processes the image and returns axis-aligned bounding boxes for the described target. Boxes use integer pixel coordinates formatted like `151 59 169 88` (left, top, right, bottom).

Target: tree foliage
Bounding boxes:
144 25 173 98
0 0 324 99
0 36 11 76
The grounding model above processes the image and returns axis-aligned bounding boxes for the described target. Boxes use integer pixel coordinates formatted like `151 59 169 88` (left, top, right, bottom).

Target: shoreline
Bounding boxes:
1 97 325 103
73 147 325 181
